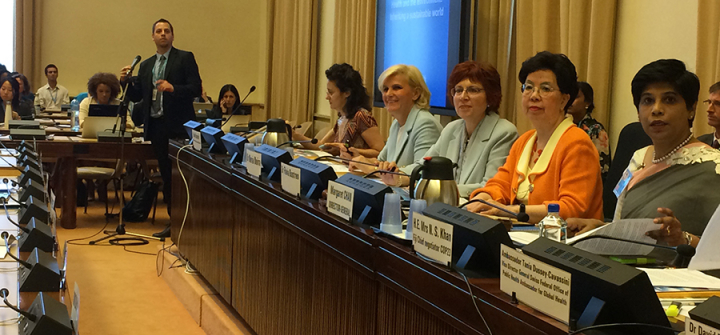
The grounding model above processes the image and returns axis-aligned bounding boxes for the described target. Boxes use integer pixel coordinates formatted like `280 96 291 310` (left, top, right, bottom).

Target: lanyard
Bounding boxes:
49 88 58 104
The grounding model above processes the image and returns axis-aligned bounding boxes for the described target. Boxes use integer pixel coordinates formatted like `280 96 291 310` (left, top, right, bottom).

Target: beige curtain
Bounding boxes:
14 0 43 89
266 0 319 123
332 0 395 137
511 0 617 134
695 0 720 137
475 0 517 124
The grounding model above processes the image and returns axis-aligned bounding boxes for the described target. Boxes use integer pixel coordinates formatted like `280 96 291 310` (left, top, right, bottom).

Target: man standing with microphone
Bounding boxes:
121 18 202 238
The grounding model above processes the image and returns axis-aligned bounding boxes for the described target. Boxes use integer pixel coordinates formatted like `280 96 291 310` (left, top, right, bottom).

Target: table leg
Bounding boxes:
60 158 77 229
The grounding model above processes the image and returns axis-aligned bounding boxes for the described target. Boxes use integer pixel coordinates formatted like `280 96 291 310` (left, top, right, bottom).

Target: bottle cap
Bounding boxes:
547 203 560 213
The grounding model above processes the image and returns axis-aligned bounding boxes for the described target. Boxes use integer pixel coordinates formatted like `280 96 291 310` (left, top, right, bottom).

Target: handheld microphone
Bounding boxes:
0 288 36 322
1 232 32 269
276 138 318 148
221 86 256 128
459 199 531 222
569 234 697 268
128 55 142 75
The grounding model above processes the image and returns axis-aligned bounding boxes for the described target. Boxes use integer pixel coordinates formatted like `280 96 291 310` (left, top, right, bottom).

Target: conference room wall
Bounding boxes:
38 0 268 105
609 0 698 154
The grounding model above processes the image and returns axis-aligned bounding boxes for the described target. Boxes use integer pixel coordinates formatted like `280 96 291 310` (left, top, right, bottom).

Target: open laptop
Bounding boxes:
88 104 120 117
82 117 121 138
221 115 251 133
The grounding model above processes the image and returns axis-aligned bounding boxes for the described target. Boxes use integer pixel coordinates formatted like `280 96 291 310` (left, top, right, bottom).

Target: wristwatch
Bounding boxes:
683 231 692 245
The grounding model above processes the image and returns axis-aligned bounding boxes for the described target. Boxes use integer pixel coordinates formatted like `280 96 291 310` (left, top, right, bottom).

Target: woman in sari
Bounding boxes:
568 59 720 247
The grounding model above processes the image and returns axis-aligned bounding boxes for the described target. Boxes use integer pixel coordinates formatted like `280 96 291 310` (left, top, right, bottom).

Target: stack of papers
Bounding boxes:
642 268 720 290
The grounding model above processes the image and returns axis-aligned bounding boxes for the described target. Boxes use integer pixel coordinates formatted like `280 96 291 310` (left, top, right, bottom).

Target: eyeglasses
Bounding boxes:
703 99 720 109
521 83 556 97
451 86 484 97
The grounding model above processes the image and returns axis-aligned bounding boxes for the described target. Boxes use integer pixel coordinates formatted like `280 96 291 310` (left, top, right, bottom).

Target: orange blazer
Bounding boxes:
470 125 603 220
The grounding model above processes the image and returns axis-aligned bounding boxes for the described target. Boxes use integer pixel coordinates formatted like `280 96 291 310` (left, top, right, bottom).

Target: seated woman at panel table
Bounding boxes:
568 81 611 181
79 72 134 129
292 63 385 158
349 64 442 174
377 60 518 198
465 51 603 224
0 77 23 121
11 73 35 119
206 84 241 119
568 59 720 248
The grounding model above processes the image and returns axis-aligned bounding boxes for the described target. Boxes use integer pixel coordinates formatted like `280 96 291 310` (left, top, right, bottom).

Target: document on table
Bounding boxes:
689 204 720 270
642 268 720 290
570 218 658 256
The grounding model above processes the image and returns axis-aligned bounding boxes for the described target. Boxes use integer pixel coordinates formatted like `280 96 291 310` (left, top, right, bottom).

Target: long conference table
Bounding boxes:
169 141 567 335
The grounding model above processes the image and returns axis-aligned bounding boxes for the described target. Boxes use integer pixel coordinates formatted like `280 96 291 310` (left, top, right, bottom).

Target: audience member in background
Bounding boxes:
195 86 212 104
11 73 35 119
698 81 720 148
349 64 442 173
79 72 133 128
568 81 611 181
0 63 7 80
0 77 23 121
465 51 603 223
206 84 241 119
568 59 720 248
378 60 518 197
35 64 70 111
293 63 385 158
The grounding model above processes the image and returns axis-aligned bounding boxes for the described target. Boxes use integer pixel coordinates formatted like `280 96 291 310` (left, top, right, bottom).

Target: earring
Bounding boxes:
585 106 588 110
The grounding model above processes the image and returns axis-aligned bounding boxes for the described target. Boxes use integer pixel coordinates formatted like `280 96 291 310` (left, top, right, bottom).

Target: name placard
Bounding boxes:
192 130 202 151
281 163 301 197
500 244 571 323
687 318 720 335
412 213 453 266
327 180 354 221
245 150 262 177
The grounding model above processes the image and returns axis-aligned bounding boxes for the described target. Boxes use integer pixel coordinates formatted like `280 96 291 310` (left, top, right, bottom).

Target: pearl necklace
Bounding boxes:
652 133 693 164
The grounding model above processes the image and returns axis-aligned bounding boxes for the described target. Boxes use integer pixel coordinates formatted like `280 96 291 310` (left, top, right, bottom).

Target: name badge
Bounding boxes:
152 89 158 101
613 168 633 197
281 163 301 197
245 150 262 177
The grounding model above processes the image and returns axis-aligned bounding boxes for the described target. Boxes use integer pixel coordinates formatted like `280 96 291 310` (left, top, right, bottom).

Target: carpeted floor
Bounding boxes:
57 192 206 335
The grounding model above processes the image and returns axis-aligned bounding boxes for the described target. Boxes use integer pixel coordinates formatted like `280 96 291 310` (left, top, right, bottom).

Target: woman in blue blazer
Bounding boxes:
379 61 518 198
349 64 442 174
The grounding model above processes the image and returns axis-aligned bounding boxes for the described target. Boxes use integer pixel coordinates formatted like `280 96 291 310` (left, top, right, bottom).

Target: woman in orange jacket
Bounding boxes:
465 51 603 223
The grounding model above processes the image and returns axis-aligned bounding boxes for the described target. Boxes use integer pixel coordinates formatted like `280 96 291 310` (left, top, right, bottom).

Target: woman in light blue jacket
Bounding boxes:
379 60 518 197
349 64 442 174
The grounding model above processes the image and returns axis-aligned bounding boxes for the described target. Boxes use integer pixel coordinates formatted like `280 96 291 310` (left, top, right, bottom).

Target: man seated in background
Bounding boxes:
34 64 70 111
699 81 720 149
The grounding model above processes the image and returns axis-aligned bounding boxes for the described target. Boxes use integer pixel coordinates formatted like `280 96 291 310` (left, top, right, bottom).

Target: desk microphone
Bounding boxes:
569 234 696 268
0 288 36 322
459 199 531 222
1 198 30 234
220 85 256 128
1 232 32 269
314 155 378 167
277 138 317 148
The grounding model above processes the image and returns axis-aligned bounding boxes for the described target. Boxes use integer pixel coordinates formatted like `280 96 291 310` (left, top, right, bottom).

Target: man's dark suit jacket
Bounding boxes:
126 47 202 138
698 132 715 146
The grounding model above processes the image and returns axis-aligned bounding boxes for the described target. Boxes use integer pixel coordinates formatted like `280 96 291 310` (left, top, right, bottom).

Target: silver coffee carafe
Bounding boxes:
409 157 460 207
261 118 293 147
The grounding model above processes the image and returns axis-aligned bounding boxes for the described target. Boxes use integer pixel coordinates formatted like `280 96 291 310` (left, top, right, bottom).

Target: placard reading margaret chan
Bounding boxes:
327 180 353 221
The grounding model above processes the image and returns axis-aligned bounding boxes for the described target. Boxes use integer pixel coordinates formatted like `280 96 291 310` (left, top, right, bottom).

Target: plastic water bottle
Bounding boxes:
71 98 80 131
538 203 567 243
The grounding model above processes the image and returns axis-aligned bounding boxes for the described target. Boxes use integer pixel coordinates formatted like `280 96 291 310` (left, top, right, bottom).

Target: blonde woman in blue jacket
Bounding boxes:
349 64 442 174
379 61 518 197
